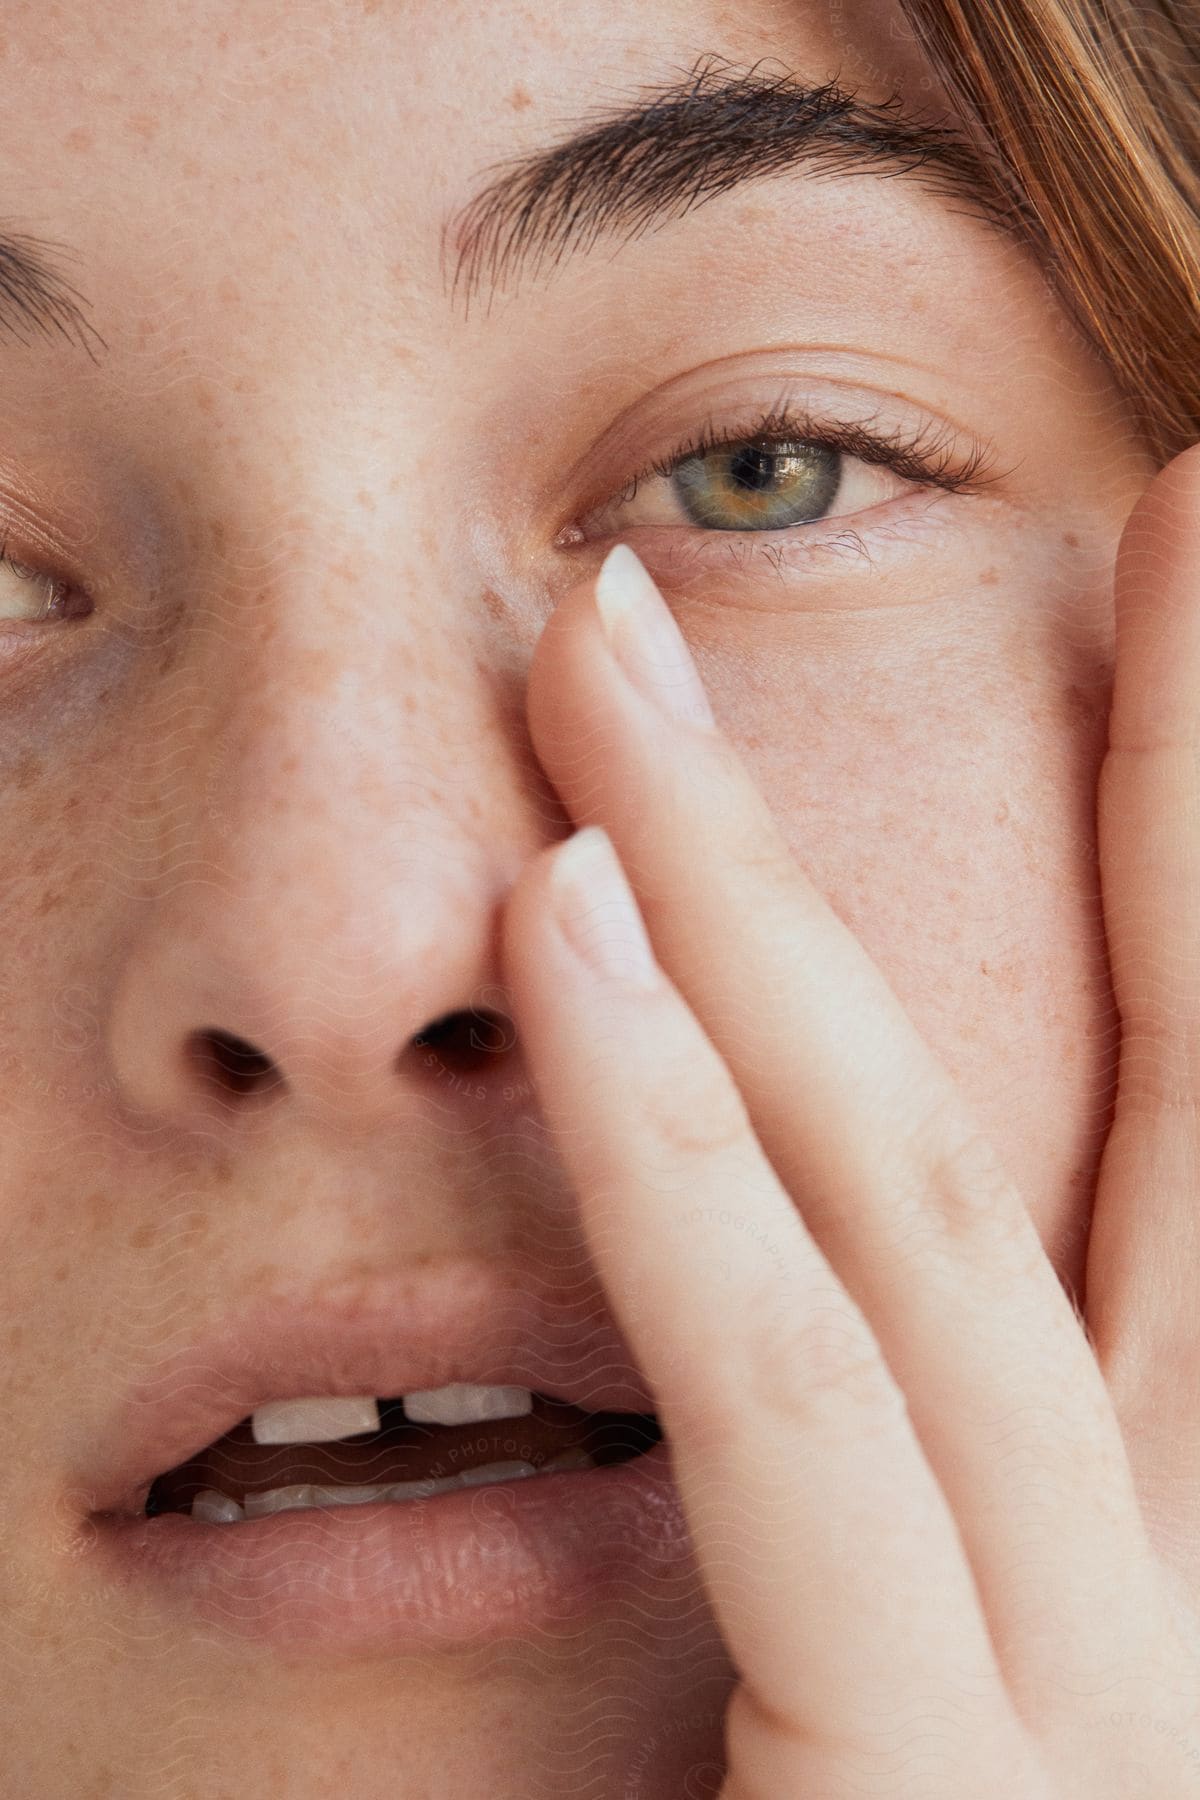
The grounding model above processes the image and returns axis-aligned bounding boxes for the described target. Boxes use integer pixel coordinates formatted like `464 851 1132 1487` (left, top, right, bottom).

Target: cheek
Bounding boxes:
710 612 1115 1296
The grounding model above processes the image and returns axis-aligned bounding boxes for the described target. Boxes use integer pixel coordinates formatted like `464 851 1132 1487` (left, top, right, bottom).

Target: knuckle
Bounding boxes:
640 1054 753 1163
729 1287 907 1441
903 1096 1026 1247
728 821 801 894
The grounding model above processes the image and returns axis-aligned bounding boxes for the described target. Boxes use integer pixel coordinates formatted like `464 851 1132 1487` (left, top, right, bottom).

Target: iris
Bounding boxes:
672 439 841 530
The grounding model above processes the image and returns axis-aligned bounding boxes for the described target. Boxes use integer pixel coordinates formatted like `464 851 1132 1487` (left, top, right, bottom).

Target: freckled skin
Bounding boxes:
0 0 1158 1795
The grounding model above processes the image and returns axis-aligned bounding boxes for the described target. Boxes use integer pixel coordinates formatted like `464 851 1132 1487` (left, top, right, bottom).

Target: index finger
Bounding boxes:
500 823 1021 1783
519 547 1166 1712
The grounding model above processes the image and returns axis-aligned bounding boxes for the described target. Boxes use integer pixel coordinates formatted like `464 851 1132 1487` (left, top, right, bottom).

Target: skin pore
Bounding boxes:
0 0 1160 1794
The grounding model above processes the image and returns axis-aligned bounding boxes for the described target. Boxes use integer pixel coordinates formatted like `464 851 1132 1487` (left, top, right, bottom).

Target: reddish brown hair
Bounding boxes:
899 0 1200 465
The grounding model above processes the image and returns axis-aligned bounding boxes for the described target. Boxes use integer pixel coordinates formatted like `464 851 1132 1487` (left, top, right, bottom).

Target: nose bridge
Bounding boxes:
206 601 473 878
216 646 479 986
104 515 545 1135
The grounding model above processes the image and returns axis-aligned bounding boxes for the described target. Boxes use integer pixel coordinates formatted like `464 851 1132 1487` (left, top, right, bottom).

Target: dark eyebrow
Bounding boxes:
445 56 1029 314
0 225 105 360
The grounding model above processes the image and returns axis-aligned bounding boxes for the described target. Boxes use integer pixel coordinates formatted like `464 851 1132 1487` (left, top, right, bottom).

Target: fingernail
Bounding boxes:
594 544 716 731
550 826 662 990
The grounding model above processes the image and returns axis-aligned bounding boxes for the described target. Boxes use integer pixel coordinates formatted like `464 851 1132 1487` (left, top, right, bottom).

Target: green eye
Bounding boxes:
672 439 841 532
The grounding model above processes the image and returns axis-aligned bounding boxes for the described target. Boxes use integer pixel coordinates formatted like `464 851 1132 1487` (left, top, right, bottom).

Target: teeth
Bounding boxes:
458 1459 537 1486
246 1387 536 1440
541 1447 598 1473
250 1396 381 1445
191 1487 246 1523
402 1383 533 1426
218 1452 596 1522
242 1475 464 1518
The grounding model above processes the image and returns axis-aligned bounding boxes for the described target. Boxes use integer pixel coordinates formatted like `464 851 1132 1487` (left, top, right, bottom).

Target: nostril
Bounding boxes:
189 1028 278 1098
413 1007 512 1077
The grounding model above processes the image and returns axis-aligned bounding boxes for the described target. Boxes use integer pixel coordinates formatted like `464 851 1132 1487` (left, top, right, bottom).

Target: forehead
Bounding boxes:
0 0 1061 568
0 0 976 408
5 0 934 101
0 0 946 245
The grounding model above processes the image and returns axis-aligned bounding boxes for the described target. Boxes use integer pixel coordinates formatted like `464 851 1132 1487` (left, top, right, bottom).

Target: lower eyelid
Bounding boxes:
586 491 958 585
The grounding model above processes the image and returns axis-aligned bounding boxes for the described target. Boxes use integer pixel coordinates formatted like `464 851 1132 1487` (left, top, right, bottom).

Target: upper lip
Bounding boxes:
82 1259 659 1518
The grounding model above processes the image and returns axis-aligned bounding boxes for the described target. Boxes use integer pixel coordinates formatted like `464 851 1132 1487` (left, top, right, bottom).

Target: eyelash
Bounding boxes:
0 533 82 626
0 407 997 641
607 403 1000 516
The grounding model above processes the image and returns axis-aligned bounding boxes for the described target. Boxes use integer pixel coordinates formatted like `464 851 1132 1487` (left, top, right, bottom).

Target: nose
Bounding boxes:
104 554 562 1139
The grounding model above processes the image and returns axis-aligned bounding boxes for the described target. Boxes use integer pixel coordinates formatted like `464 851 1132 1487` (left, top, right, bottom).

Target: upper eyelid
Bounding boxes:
647 415 1004 493
614 427 914 513
567 392 1012 540
573 415 998 549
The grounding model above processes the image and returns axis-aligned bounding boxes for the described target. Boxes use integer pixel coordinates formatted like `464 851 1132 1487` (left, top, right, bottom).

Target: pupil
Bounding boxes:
728 445 784 492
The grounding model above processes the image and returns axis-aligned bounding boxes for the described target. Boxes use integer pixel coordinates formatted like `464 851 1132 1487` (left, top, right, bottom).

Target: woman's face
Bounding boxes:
3 0 1157 1793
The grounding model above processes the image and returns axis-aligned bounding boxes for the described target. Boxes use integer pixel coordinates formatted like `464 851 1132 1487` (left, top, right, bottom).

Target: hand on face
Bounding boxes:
500 444 1200 1797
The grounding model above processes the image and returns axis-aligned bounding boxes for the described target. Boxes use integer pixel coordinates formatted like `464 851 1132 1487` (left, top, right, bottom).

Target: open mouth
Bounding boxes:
144 1389 665 1522
85 1298 684 1653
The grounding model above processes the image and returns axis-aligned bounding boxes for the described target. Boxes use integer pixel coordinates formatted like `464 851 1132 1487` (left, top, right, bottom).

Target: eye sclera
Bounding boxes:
0 532 91 631
564 400 1002 556
549 351 1009 575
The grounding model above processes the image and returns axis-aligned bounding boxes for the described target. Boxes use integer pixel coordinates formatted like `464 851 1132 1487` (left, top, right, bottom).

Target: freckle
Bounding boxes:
1064 531 1079 548
978 566 999 586
356 489 376 513
195 384 215 414
129 1222 157 1250
14 749 41 788
478 585 509 625
979 957 1024 995
508 84 532 110
85 1188 115 1229
37 888 64 915
217 30 229 49
66 127 93 153
217 278 241 305
994 800 1010 825
125 113 160 142
53 1261 68 1283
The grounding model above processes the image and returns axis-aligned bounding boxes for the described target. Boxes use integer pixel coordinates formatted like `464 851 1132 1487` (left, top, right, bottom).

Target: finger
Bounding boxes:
1088 444 1200 1499
502 825 1036 1794
525 546 1171 1718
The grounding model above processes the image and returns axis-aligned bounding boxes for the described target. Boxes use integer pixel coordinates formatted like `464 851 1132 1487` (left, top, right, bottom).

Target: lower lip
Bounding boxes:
85 1443 690 1656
